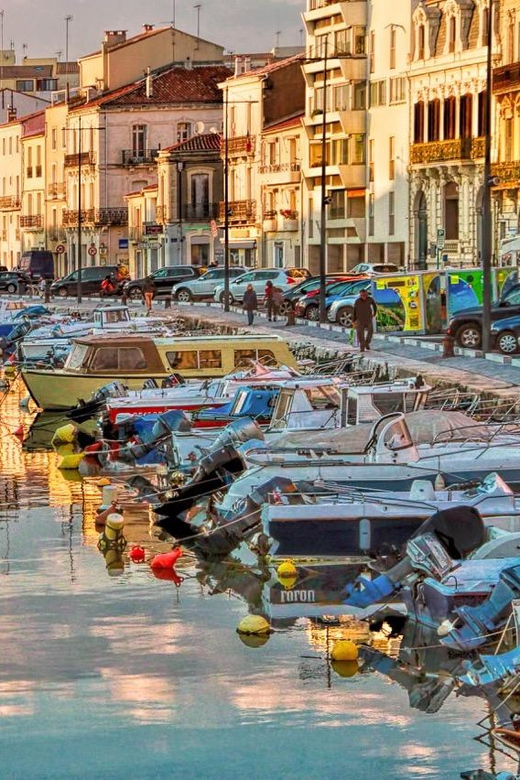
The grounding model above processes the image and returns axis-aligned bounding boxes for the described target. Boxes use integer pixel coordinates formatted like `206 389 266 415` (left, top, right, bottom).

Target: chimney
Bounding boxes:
103 30 127 47
143 24 154 33
234 55 240 77
7 105 17 122
145 67 153 98
244 57 252 72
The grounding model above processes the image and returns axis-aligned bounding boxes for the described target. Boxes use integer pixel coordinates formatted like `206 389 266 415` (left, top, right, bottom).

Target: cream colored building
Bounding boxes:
409 0 492 267
0 117 22 267
45 101 69 276
20 111 45 253
126 185 158 278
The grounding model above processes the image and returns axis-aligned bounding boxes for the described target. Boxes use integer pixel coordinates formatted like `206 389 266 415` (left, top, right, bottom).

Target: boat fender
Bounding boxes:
150 547 182 570
344 574 397 608
58 451 85 470
97 512 126 552
103 548 125 577
331 640 359 662
51 423 78 447
331 660 359 678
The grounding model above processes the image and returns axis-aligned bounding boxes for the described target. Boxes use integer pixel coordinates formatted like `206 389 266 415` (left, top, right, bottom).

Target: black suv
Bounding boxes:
124 266 202 300
446 283 520 348
51 266 120 297
0 271 31 294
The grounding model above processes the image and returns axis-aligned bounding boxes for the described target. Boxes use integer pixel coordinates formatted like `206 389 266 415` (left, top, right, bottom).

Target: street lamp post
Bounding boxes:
65 15 73 101
318 40 329 324
223 86 230 311
177 161 184 263
481 0 494 354
77 115 83 303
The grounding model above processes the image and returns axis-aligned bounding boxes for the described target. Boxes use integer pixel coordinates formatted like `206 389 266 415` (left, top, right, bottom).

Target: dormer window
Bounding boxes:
418 24 425 59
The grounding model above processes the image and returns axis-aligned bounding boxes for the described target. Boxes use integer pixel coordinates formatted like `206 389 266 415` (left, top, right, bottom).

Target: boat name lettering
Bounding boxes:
279 589 316 603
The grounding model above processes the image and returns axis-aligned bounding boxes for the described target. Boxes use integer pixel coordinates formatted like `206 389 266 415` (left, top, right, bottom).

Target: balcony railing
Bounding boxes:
259 162 301 174
410 137 485 164
121 149 160 166
491 161 520 186
182 203 219 221
0 195 20 210
64 151 96 168
63 207 128 227
219 199 256 224
20 214 43 229
493 62 520 93
226 136 255 156
47 182 66 199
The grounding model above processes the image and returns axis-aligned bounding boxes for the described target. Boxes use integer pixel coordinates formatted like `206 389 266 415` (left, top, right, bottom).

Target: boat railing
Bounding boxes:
425 389 520 422
430 420 520 446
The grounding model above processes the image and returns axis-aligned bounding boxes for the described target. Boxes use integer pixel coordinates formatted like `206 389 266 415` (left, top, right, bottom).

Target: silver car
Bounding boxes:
172 266 247 302
213 268 298 304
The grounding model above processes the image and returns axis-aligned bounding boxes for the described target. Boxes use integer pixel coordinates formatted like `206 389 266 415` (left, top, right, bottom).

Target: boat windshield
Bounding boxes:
64 343 89 371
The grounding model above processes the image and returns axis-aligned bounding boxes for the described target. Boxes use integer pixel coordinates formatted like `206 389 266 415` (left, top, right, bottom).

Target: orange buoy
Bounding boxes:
13 425 24 439
129 545 146 563
150 547 182 570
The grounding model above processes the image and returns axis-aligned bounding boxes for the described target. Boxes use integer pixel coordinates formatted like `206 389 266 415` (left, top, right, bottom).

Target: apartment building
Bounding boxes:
20 111 45 253
0 54 79 98
0 117 22 267
409 0 492 267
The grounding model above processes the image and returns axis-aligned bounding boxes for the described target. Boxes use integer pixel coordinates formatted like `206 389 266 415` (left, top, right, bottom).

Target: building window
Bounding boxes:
335 28 348 55
448 16 456 54
481 8 490 47
444 182 459 240
177 122 191 143
508 14 515 64
389 136 395 180
51 128 57 151
368 193 375 236
334 84 349 112
354 26 366 55
390 77 406 104
16 79 34 91
370 80 387 108
36 78 58 91
308 196 314 239
443 96 456 140
347 192 365 218
370 31 375 73
418 24 425 59
132 125 147 157
505 116 514 162
369 139 374 182
460 94 472 140
190 173 210 217
352 134 365 164
414 102 425 143
353 81 367 110
389 192 395 236
329 190 345 220
390 27 396 69
428 99 441 142
332 138 349 165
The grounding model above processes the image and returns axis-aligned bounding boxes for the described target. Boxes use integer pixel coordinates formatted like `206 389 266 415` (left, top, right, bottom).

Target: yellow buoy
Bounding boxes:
52 423 77 447
331 640 359 662
237 614 271 636
58 452 85 470
237 632 271 649
331 660 359 678
277 560 297 578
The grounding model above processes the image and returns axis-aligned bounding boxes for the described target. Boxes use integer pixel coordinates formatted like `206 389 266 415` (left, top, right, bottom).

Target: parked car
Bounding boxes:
350 262 400 275
446 284 520 348
17 250 54 281
490 315 520 354
124 266 203 300
285 267 311 281
51 266 120 298
213 268 299 305
278 275 354 315
294 277 369 321
0 271 31 294
172 266 247 302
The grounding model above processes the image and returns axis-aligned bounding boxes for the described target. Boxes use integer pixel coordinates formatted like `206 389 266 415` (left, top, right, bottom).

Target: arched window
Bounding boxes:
414 101 425 143
444 96 456 140
444 182 459 241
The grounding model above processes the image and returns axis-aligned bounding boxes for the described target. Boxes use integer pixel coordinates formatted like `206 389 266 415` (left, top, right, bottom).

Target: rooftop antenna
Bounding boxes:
299 28 304 47
56 50 62 61
22 42 27 59
275 30 281 49
194 3 201 47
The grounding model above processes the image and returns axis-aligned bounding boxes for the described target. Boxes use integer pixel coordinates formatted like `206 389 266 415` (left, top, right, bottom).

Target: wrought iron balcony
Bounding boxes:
64 151 96 168
121 149 160 166
47 182 66 199
410 137 485 164
219 199 256 224
63 207 128 227
491 161 520 187
63 209 93 227
0 195 20 210
20 214 43 229
225 136 255 157
182 203 219 220
493 62 520 93
259 162 301 174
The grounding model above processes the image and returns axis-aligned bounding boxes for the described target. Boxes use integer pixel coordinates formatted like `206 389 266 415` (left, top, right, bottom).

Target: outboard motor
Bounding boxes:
210 417 265 452
69 380 128 422
441 564 520 651
344 506 485 609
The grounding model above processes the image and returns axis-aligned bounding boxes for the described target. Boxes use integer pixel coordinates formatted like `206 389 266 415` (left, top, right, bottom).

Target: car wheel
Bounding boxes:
337 306 354 328
279 300 291 316
306 304 319 321
6 283 17 293
219 291 234 305
129 287 143 300
498 330 519 355
58 287 68 298
176 288 192 303
456 324 481 349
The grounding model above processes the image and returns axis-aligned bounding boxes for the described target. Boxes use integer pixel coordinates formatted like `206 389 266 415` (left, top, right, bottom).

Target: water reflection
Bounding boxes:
0 377 519 777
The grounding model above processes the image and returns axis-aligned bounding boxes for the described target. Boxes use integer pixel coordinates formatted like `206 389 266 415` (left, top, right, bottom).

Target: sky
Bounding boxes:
2 0 306 61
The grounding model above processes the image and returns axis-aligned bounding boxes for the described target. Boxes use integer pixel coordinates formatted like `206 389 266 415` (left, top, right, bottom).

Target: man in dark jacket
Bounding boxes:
242 283 258 325
353 288 377 352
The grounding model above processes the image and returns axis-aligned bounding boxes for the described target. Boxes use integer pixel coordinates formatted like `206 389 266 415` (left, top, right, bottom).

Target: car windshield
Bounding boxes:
503 287 520 305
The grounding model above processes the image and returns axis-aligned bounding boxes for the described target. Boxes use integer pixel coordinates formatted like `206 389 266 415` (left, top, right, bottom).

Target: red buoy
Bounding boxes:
129 545 146 563
152 568 183 585
150 547 182 570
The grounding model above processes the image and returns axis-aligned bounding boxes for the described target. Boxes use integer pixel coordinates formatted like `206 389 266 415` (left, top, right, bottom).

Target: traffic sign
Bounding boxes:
55 244 65 254
437 228 446 250
88 245 97 257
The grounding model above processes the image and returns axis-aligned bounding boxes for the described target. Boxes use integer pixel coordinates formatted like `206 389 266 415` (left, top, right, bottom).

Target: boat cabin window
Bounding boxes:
382 419 413 451
304 386 341 410
90 347 148 371
103 309 129 324
270 389 292 429
166 350 222 371
231 389 249 415
234 348 276 368
65 343 89 370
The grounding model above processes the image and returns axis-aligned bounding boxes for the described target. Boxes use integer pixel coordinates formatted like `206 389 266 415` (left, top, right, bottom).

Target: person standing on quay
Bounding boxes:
143 275 156 314
353 287 377 352
264 279 275 321
242 283 258 326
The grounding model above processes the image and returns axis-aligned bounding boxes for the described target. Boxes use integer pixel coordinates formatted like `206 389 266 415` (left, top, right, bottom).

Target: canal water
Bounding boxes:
0 380 518 779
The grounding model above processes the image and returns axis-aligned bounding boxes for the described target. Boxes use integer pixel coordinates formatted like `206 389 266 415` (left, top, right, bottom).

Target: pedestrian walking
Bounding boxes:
242 283 258 326
100 275 115 298
264 280 275 320
353 287 377 352
271 286 284 322
143 275 156 314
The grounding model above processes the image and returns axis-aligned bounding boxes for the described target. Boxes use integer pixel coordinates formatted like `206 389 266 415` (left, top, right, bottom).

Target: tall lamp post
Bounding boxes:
223 86 230 311
318 40 329 324
77 115 83 303
481 0 494 354
65 15 73 101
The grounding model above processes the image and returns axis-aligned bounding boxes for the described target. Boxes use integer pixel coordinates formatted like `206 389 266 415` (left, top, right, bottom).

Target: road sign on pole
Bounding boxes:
437 228 446 250
55 244 65 254
88 245 97 257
